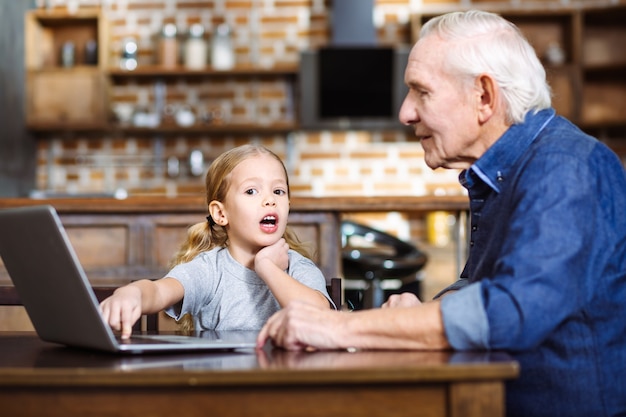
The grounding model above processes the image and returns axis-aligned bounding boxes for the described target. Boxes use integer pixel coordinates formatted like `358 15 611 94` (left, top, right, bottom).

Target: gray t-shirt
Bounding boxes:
164 247 332 330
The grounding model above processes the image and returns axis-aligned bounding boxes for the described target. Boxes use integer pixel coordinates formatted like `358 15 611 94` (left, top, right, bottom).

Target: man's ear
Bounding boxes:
208 200 228 226
476 73 497 123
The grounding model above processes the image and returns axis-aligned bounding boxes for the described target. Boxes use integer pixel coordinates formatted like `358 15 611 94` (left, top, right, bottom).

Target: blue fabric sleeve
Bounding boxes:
440 282 490 350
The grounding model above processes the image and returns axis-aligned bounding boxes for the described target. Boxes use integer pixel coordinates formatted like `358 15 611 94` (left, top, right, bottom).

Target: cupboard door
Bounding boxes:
26 69 107 128
581 6 626 127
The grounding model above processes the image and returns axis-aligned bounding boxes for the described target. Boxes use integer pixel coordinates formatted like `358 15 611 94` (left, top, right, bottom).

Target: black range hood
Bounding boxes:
299 0 409 130
331 0 376 46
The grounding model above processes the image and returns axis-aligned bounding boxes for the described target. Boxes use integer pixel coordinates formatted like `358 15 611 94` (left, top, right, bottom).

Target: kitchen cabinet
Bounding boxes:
0 195 469 288
25 9 109 130
26 68 108 129
24 9 298 135
580 5 626 129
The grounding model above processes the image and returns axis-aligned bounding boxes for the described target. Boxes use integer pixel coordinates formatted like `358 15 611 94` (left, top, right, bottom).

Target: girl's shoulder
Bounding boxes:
188 246 229 264
287 249 321 270
287 248 307 262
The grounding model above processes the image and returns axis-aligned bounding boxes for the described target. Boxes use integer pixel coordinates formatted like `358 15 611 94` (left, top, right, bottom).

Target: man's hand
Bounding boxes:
257 301 344 351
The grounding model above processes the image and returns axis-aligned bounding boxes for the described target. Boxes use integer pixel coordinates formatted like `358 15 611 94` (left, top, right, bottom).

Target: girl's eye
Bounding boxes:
245 189 258 195
274 189 287 196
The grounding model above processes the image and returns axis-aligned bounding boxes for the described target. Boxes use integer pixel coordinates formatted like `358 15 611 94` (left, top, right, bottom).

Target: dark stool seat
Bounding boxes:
341 220 427 308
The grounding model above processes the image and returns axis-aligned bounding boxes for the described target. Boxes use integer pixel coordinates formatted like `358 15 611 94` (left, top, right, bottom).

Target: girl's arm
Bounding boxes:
99 277 184 338
254 239 329 309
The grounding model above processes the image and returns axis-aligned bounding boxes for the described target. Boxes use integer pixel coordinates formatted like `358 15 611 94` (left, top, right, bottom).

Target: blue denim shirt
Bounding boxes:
439 109 626 417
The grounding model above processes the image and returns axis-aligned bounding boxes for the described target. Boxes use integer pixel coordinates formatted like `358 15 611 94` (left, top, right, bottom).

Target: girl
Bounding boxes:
100 145 333 338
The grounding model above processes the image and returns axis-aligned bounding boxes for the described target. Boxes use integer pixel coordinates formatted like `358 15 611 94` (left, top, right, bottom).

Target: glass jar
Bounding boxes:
184 24 207 70
120 38 138 70
159 23 178 68
61 41 75 67
84 39 98 65
211 23 234 70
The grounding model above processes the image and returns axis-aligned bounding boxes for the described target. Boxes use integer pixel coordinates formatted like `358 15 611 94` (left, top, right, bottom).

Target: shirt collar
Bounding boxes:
462 108 556 193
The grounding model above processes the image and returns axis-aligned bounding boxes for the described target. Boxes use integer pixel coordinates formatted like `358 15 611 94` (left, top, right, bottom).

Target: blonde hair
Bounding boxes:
170 144 311 330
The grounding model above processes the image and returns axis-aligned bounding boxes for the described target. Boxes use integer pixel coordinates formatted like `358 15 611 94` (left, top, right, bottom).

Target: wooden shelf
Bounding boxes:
24 10 299 136
27 121 109 133
25 9 109 129
27 122 298 135
107 64 299 79
26 8 101 21
583 62 626 72
114 122 298 135
25 9 107 70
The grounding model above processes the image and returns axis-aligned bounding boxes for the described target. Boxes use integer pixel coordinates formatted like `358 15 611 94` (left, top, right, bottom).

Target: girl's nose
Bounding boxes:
263 195 276 206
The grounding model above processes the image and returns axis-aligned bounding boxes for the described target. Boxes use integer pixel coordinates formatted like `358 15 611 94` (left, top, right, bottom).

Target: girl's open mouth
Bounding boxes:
260 215 278 233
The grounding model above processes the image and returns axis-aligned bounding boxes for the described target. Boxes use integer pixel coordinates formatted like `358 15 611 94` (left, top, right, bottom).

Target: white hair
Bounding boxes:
420 10 551 124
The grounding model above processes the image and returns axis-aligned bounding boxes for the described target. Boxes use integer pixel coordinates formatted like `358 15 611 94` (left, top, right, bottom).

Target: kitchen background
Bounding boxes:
1 0 625 302
29 0 465 200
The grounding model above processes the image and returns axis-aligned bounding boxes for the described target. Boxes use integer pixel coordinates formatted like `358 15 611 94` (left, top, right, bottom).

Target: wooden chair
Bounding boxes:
327 277 343 310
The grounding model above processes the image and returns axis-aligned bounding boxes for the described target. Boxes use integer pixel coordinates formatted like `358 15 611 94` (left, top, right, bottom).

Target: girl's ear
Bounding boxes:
208 200 228 226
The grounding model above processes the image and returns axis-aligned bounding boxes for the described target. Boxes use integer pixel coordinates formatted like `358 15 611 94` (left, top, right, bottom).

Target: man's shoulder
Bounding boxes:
538 116 597 150
536 117 622 169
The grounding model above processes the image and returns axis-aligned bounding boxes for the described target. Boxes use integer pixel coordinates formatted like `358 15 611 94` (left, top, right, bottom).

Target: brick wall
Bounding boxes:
33 0 477 197
35 0 588 199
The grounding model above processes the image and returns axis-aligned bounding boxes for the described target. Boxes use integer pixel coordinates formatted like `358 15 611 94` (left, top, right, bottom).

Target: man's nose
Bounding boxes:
398 94 418 125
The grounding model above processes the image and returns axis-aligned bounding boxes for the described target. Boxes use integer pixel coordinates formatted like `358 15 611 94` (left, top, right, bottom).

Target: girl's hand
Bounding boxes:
255 238 289 274
99 285 143 339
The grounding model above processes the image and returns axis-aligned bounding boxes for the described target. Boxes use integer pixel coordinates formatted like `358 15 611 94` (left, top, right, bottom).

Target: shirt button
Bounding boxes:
469 241 474 246
472 225 478 231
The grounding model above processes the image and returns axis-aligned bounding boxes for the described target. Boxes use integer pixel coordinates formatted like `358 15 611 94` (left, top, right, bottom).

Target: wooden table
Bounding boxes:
0 333 517 417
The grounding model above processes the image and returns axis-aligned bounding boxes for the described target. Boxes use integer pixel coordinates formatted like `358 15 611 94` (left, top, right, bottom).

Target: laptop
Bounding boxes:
0 205 258 354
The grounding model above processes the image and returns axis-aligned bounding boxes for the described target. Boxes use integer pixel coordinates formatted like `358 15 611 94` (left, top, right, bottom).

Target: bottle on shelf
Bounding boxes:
184 24 207 70
61 41 75 67
211 23 235 70
120 37 138 71
84 39 98 65
159 23 179 68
